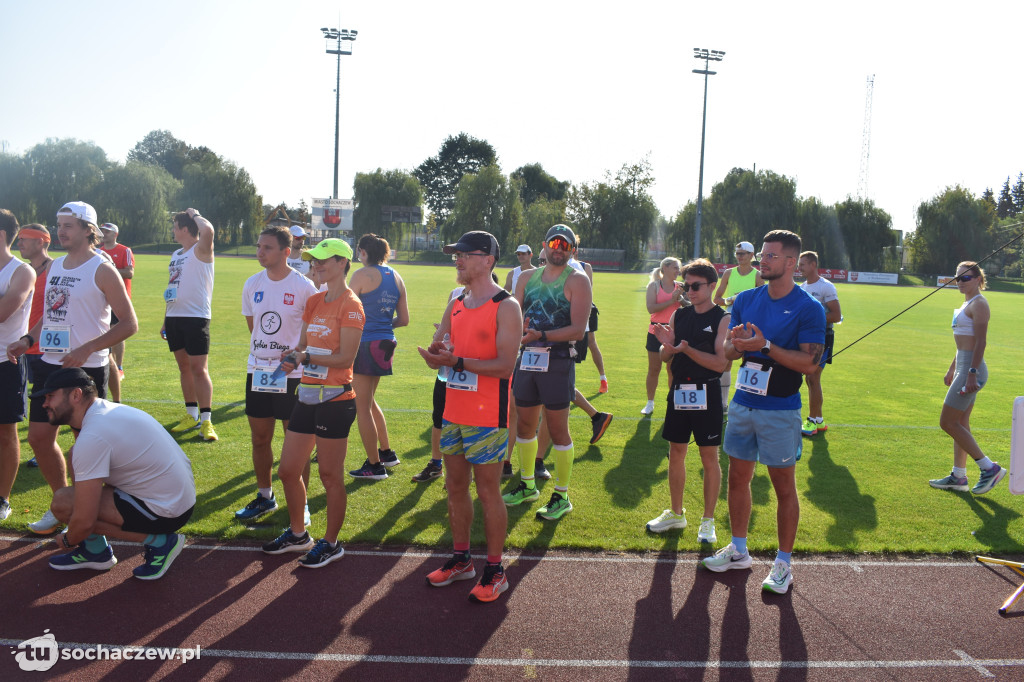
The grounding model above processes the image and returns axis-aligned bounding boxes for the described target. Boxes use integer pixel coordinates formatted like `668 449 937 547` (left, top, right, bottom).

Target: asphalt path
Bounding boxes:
3 536 1023 681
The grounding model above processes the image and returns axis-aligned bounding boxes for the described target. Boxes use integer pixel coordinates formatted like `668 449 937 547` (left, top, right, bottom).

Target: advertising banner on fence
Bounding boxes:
311 198 354 232
847 271 898 284
936 276 958 287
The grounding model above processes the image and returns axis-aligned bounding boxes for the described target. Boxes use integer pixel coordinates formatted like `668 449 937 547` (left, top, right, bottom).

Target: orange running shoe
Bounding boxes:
426 557 476 587
469 564 508 603
599 378 609 393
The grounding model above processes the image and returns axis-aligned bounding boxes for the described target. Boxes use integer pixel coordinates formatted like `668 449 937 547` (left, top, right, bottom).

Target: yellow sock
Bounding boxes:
553 442 574 493
518 437 538 489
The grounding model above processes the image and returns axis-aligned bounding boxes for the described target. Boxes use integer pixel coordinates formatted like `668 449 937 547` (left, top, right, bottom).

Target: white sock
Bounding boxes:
600 374 607 381
200 412 212 423
953 466 968 478
259 487 273 500
186 406 200 420
976 457 994 471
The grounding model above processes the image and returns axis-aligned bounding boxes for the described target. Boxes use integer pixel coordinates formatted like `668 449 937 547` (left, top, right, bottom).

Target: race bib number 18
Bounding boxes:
673 384 707 410
736 361 772 396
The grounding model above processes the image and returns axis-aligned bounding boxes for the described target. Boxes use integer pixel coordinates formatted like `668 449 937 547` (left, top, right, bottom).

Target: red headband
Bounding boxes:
19 227 51 243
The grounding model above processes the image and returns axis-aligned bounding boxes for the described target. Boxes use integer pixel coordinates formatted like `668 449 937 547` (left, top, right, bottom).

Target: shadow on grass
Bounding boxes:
346 476 432 545
602 417 663 509
963 494 1022 551
803 436 878 547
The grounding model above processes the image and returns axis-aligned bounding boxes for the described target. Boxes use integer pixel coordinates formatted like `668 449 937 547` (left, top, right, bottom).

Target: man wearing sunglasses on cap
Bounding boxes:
503 224 592 520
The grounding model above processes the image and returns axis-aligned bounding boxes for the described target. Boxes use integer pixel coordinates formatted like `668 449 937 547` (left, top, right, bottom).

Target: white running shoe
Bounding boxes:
762 559 793 594
697 518 717 544
701 543 752 572
646 509 686 533
28 509 61 535
640 400 655 416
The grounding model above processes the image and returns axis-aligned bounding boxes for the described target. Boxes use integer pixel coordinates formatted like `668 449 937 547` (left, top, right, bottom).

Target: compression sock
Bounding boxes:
553 442 575 491
518 437 538 489
731 536 748 555
84 534 109 553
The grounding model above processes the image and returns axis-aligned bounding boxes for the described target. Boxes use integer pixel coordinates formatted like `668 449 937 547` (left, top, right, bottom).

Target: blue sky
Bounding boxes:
3 1 1022 237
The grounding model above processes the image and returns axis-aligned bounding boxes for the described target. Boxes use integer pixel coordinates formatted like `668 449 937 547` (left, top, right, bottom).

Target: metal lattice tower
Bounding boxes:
857 75 875 200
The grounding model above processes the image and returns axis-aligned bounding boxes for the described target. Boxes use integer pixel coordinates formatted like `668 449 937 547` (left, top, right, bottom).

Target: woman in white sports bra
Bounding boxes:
928 261 1006 495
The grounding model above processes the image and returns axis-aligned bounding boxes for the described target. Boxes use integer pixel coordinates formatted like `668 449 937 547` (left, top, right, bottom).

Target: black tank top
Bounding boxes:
669 305 727 383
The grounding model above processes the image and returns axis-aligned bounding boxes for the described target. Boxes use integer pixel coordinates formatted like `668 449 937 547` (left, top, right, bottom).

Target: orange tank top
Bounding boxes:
443 290 511 428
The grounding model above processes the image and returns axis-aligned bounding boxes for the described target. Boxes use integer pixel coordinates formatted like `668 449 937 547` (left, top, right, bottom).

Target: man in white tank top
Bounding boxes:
286 225 312 278
6 200 138 535
162 208 218 441
0 209 36 521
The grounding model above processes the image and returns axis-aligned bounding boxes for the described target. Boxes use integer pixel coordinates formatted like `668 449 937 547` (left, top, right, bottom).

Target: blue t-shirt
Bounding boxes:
359 265 400 341
730 284 826 411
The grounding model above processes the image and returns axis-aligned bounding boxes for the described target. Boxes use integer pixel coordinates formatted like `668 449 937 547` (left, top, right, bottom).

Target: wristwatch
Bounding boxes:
539 330 548 343
453 357 465 373
968 367 978 374
62 533 73 549
761 339 772 355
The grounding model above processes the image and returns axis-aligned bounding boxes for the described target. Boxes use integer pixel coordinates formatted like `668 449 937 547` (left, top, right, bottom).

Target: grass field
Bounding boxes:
4 254 1022 556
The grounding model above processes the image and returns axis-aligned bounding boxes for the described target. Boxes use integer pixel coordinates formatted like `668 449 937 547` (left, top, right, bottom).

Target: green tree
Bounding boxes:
0 152 35 223
664 202 697 260
997 177 1015 218
511 163 569 206
414 133 497 227
795 197 844 268
96 162 182 245
1013 172 1024 215
907 186 994 274
701 167 798 262
24 138 109 219
834 197 894 271
181 155 262 248
128 130 213 180
446 165 524 259
522 196 567 253
352 168 424 245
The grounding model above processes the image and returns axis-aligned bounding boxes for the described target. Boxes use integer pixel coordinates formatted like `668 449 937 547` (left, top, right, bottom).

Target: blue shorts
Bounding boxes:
723 404 802 468
439 421 508 465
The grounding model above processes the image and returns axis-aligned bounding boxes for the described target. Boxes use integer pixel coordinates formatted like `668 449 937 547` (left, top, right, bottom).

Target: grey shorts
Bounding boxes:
723 404 802 468
944 351 987 411
513 355 575 410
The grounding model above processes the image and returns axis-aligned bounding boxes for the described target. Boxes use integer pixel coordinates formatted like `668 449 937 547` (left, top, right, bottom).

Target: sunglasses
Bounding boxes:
547 238 572 252
958 274 976 281
682 281 709 292
451 252 489 261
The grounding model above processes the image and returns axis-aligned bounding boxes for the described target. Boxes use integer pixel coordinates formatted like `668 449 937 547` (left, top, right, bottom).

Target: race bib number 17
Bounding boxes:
520 347 550 372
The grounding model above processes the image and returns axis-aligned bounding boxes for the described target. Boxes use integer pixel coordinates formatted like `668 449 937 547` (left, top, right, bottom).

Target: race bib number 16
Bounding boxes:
736 362 771 396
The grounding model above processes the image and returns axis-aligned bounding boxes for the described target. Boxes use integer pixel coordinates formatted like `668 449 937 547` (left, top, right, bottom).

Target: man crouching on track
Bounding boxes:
38 368 196 580
418 231 522 603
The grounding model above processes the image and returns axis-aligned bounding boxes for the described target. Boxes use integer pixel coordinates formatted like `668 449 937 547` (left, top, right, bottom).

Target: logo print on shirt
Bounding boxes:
254 291 264 304
260 311 282 335
283 293 295 305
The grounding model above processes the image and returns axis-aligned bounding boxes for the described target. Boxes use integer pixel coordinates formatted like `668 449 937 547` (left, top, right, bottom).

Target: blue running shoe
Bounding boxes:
49 544 117 571
234 492 278 521
262 528 313 555
133 534 186 580
972 463 1006 495
298 538 345 568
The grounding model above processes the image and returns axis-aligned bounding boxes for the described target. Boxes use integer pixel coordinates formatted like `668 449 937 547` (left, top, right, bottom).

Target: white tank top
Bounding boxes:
166 245 214 318
42 253 110 367
287 256 310 276
0 256 33 351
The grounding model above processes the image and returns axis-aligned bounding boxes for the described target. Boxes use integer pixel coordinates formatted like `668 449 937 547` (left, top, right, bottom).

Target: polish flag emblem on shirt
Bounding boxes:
283 293 295 305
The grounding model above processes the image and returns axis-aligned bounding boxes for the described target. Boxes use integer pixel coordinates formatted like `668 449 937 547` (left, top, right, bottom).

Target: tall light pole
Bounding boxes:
692 48 724 258
321 27 357 200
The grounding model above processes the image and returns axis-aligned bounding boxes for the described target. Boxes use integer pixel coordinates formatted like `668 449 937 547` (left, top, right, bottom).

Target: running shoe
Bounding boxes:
28 509 61 535
697 518 718 544
502 481 539 506
762 559 793 594
801 418 818 437
426 557 476 586
0 497 11 521
646 509 686 533
200 420 218 442
501 460 513 480
349 459 388 480
262 529 314 555
298 538 345 568
133 533 186 580
234 492 278 521
379 449 401 468
701 543 752 572
928 471 969 492
304 505 311 527
640 400 655 416
49 544 117 571
469 564 508 603
972 463 1006 495
534 460 552 480
537 492 572 520
599 378 609 394
590 412 613 444
170 414 200 433
412 461 443 482
27 456 38 468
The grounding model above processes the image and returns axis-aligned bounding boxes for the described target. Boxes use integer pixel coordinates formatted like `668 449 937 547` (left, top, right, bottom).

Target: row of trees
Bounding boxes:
0 131 263 247
983 173 1024 219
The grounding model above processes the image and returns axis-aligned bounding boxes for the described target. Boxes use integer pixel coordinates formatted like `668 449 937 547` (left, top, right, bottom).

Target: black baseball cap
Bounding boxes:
29 367 96 399
442 231 500 260
545 224 577 248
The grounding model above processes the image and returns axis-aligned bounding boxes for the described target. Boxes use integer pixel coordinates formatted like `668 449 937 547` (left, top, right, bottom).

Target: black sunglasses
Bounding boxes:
682 281 709 292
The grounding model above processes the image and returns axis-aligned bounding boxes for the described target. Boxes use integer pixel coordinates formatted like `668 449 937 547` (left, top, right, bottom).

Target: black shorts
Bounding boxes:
245 374 301 420
645 332 662 353
287 397 357 439
513 356 575 410
661 379 724 447
164 316 211 356
588 304 599 332
0 357 27 424
111 312 119 326
432 375 447 429
30 361 107 423
113 489 194 535
822 329 835 367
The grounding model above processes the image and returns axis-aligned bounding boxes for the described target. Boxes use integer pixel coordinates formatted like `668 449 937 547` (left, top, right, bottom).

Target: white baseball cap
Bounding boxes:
736 241 755 253
289 225 307 238
99 223 119 233
515 244 532 254
58 201 98 225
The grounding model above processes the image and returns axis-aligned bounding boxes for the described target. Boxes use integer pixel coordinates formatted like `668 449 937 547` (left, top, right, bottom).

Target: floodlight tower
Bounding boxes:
693 48 725 258
321 27 358 200
857 75 875 200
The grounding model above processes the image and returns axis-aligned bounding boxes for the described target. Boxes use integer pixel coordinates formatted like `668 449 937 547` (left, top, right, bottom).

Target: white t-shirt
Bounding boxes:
166 245 214 319
73 400 196 518
242 268 319 376
287 256 310 276
801 277 838 329
0 256 33 350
